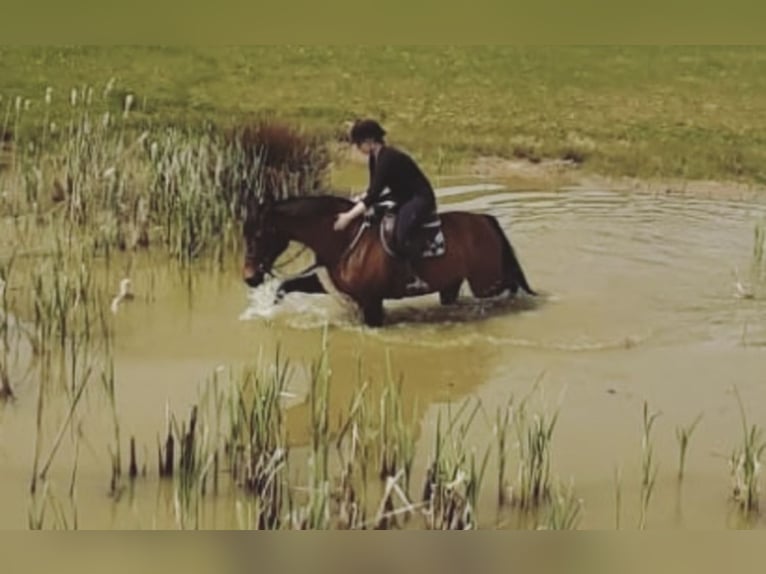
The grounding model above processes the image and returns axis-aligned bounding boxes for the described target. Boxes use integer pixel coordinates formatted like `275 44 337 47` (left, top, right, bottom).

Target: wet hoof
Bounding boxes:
439 282 462 305
362 301 384 327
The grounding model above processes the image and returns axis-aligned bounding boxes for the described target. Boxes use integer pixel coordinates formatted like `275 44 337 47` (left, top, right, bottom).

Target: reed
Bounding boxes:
422 398 490 529
729 387 765 513
377 352 417 491
511 402 559 509
225 355 290 529
334 378 372 529
0 255 16 400
538 480 583 530
495 396 515 506
676 413 703 481
639 401 660 530
3 83 330 274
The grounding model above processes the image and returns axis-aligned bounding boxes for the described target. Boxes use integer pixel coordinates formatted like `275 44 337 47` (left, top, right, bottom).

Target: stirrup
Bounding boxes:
406 276 429 291
404 262 429 291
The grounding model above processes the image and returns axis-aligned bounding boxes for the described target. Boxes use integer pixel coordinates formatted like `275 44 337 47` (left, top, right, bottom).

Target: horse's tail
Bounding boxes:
484 215 537 296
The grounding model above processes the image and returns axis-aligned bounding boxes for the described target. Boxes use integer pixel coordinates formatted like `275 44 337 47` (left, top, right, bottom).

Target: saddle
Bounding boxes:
365 200 446 259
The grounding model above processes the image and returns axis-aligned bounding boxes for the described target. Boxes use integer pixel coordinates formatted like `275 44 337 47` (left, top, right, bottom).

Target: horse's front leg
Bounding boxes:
361 299 384 327
439 281 462 305
274 267 327 304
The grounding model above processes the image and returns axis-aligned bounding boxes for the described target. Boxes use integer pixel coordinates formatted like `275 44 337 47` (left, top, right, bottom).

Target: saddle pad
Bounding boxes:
379 212 446 259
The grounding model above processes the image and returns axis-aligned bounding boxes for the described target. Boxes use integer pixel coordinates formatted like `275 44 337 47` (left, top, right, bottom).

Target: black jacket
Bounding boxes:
361 146 436 209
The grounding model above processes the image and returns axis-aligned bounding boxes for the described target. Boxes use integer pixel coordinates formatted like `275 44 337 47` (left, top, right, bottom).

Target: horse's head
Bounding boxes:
242 198 289 288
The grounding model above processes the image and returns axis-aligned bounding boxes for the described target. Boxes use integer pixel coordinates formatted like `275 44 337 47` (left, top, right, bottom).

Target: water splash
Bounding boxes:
238 280 281 321
238 278 356 328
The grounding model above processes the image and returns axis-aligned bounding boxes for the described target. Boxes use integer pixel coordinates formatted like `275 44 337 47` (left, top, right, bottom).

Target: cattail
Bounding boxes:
123 94 134 119
104 77 116 99
44 87 52 106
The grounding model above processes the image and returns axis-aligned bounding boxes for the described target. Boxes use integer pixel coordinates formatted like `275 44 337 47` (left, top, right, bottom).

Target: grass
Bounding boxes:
539 480 583 530
729 387 766 514
495 397 514 506
510 392 559 510
676 413 703 481
421 398 491 530
639 401 660 530
1 84 330 276
3 47 766 185
116 345 581 530
0 254 16 399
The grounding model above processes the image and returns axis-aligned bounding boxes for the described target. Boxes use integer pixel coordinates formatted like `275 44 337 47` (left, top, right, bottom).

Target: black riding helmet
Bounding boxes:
349 119 386 144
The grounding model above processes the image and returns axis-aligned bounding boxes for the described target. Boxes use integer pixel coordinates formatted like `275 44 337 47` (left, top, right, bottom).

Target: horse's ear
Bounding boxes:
262 191 275 212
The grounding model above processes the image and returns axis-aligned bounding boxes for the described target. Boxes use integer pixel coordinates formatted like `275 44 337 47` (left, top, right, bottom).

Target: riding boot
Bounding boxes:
401 249 429 292
404 263 428 292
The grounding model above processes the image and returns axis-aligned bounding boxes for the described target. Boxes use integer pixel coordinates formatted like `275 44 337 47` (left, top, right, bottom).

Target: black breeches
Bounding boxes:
394 193 435 256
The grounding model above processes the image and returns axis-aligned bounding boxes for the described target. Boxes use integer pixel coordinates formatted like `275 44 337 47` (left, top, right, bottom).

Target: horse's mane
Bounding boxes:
272 194 354 218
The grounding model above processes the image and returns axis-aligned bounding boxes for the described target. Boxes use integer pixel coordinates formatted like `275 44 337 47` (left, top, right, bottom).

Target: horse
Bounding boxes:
242 195 536 327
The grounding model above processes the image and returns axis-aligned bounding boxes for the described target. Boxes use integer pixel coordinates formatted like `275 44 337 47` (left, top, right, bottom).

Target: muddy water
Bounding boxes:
2 183 766 529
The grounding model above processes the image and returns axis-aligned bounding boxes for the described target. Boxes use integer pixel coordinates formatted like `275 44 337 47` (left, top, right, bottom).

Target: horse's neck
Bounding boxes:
278 215 350 267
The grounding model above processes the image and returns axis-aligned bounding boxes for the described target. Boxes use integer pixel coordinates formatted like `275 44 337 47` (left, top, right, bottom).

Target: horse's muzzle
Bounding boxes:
243 264 265 288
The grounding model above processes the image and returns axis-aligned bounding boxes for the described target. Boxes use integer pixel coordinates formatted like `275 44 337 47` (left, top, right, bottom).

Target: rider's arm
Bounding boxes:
361 149 392 208
333 197 367 231
346 200 367 220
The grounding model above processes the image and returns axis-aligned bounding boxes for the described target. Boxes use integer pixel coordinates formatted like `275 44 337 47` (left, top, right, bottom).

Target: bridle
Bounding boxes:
269 244 310 277
247 221 311 281
247 201 374 282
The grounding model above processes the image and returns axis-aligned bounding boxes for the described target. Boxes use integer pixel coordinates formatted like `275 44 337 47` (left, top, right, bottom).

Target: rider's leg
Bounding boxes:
394 194 433 290
394 194 435 253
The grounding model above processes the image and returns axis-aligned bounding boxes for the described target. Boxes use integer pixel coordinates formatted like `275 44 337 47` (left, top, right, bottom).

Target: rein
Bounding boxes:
339 220 370 262
271 244 310 274
262 206 371 280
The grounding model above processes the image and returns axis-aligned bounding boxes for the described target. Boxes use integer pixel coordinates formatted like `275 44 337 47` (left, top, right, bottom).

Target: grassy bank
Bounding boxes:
2 46 766 185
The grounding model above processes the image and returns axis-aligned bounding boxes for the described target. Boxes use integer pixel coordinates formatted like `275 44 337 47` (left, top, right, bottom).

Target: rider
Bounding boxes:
333 119 437 291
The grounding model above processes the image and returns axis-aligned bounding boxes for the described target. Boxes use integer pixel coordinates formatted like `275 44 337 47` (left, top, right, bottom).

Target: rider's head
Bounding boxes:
350 119 386 155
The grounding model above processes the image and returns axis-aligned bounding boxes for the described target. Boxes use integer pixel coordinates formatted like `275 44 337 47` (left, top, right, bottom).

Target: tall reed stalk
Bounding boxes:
512 402 559 509
676 413 703 481
639 401 660 530
422 398 490 529
730 387 765 513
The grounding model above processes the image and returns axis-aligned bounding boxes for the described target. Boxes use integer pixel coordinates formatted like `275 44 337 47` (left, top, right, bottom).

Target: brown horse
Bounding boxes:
242 195 536 326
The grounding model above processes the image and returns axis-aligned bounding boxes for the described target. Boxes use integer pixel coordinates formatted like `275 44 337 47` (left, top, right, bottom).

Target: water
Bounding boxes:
2 184 766 528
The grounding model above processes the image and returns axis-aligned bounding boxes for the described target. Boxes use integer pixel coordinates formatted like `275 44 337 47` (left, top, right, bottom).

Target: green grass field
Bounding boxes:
2 46 766 184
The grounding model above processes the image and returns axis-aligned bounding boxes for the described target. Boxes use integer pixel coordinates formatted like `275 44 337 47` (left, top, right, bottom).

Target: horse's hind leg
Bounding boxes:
361 300 384 327
467 271 507 300
439 281 462 305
